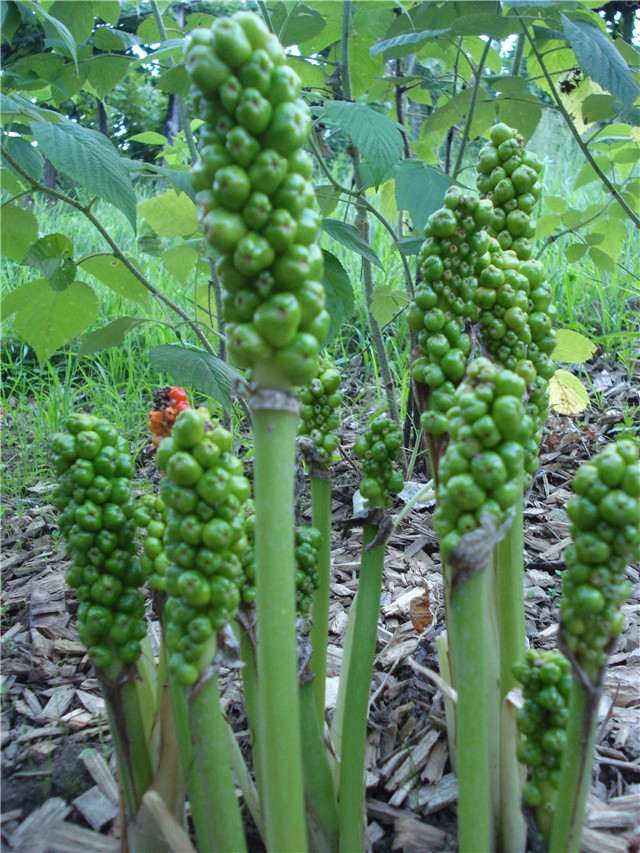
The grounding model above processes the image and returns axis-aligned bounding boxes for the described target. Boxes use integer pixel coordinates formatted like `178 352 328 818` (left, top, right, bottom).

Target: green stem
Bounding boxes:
224 719 264 839
188 671 248 853
300 681 339 853
445 557 500 853
494 472 526 851
167 672 212 851
511 33 525 77
519 17 640 228
309 474 332 729
338 524 386 853
236 618 263 803
330 588 358 773
452 37 491 180
0 146 217 355
252 401 308 853
549 676 599 853
436 632 456 772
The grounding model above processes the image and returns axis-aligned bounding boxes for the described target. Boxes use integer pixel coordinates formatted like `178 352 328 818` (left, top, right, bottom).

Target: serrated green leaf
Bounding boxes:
451 12 517 39
548 368 590 415
319 101 404 187
47 1 95 44
4 135 44 182
552 329 597 363
395 159 452 233
562 14 639 105
78 317 145 356
0 167 25 196
94 25 140 51
496 93 542 140
535 213 562 239
397 236 424 256
22 0 77 67
149 345 242 413
85 55 131 99
322 219 383 270
129 161 194 199
8 279 98 361
162 244 199 284
287 55 326 91
565 243 587 262
138 190 198 238
278 4 325 46
322 250 354 344
185 13 217 31
0 203 38 262
1 1 22 42
157 64 189 96
31 118 137 231
545 195 567 214
581 93 617 124
370 285 410 327
128 131 168 145
23 232 75 291
422 88 474 134
79 254 149 308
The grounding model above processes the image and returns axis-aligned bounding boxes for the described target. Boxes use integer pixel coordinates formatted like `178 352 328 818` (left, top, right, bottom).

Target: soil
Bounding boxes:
1 355 638 852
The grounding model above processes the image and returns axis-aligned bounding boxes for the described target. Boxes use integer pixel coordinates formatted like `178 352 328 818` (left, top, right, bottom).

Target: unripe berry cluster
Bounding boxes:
134 493 169 592
513 649 571 814
354 415 404 508
51 415 147 671
408 186 492 438
157 408 251 686
561 441 640 683
298 357 342 466
433 359 534 557
186 12 326 385
476 122 543 261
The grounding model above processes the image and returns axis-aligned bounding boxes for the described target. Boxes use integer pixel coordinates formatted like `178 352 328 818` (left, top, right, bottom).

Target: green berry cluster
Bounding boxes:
156 408 251 686
185 11 326 385
298 357 342 466
51 414 146 671
133 494 169 592
408 186 493 438
513 649 571 815
433 359 535 557
561 441 640 683
476 122 543 261
353 415 404 508
294 526 322 619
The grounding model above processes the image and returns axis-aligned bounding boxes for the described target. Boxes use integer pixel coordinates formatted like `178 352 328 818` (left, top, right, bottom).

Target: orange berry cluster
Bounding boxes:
148 387 191 447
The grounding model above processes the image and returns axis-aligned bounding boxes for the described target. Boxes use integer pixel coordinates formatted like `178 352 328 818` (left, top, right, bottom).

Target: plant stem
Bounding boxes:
518 17 640 228
0 146 217 356
188 670 247 853
436 632 457 771
338 524 386 853
224 719 264 839
445 557 500 853
300 680 339 853
452 37 491 180
309 474 332 729
330 588 358 770
549 677 599 853
252 398 308 853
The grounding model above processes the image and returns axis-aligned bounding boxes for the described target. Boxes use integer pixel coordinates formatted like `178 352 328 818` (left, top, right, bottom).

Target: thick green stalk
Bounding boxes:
338 525 385 853
495 474 526 851
188 671 247 853
252 401 308 852
236 619 264 806
549 677 598 853
309 474 332 729
224 719 264 839
167 673 212 851
445 558 500 853
436 632 456 771
330 588 358 772
300 681 339 853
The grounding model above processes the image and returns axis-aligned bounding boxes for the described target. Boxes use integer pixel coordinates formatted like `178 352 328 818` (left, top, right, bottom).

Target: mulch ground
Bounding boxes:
1 356 638 852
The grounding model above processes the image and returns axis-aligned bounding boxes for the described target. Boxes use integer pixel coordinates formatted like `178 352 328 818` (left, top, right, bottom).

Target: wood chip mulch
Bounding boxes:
1 357 638 852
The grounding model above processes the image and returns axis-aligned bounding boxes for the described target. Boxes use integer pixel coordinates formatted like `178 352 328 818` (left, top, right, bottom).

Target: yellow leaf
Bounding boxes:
548 369 590 415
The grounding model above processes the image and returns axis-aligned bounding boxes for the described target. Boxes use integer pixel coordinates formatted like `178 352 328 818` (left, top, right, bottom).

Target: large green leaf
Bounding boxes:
23 233 75 291
138 190 199 237
78 317 146 356
277 4 326 47
22 0 77 67
451 12 517 39
0 203 38 262
94 1 121 25
94 26 141 51
561 14 639 106
162 244 199 284
157 64 190 96
46 1 95 44
31 118 137 231
395 160 452 233
79 254 149 308
322 251 354 343
1 1 22 42
4 134 44 181
4 279 98 361
321 219 383 270
85 55 131 99
149 345 242 413
421 88 474 134
319 101 404 187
